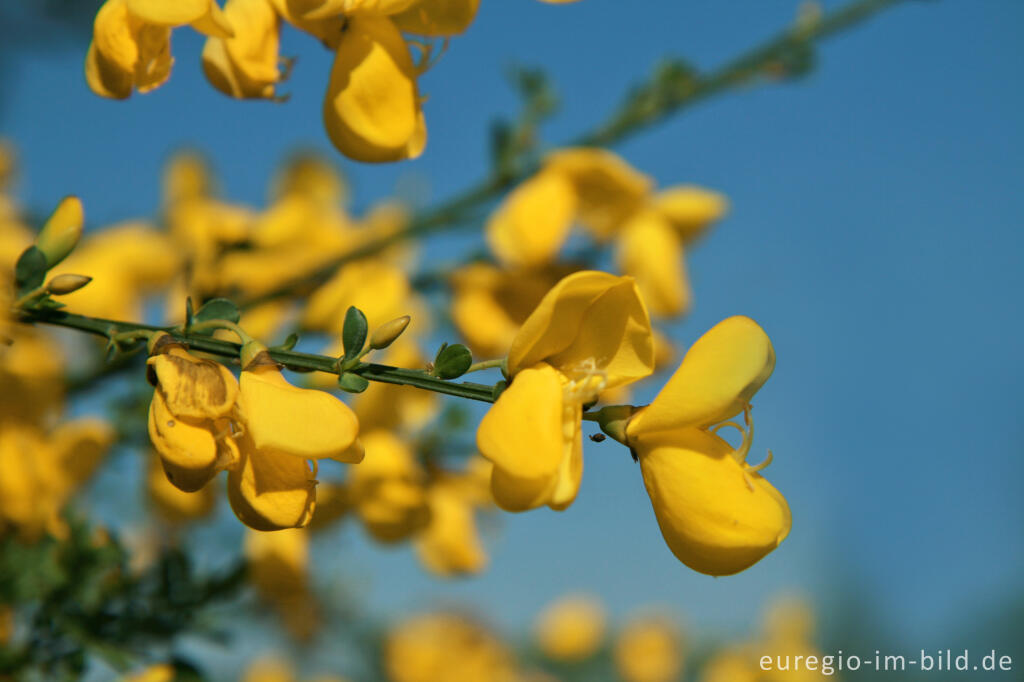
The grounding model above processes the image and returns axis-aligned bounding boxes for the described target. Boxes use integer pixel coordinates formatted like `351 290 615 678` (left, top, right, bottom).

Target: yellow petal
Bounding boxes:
302 259 412 333
486 170 576 268
239 366 359 459
617 209 690 317
477 363 563 481
342 0 419 15
146 454 217 522
51 418 114 491
147 347 239 419
651 185 728 244
635 427 790 576
85 42 133 99
190 0 236 37
148 390 231 492
628 316 774 435
126 0 213 25
90 0 174 97
391 0 480 36
543 148 652 238
348 430 430 542
416 483 487 577
267 0 346 48
322 16 425 162
227 436 316 530
507 270 654 389
201 0 280 99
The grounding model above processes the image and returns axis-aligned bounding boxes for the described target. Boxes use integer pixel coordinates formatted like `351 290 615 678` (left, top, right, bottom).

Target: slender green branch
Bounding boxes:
237 0 906 310
18 308 499 404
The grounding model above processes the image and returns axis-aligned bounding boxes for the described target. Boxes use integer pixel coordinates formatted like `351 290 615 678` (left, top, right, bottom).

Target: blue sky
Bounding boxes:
3 0 1023 671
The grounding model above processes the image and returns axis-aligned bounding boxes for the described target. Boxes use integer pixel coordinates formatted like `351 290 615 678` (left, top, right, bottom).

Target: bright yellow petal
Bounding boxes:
190 0 236 37
239 366 360 459
651 185 728 244
476 363 563 481
348 430 430 542
507 270 654 389
146 454 217 522
148 390 232 492
227 436 316 530
543 148 652 238
322 16 424 162
486 170 576 268
126 0 213 25
415 483 487 577
147 347 239 420
85 42 133 99
392 0 480 36
628 316 775 435
635 427 790 576
617 209 690 317
201 0 280 99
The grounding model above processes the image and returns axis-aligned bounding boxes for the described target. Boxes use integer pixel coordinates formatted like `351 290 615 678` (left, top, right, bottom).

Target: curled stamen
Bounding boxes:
746 449 773 474
711 421 744 438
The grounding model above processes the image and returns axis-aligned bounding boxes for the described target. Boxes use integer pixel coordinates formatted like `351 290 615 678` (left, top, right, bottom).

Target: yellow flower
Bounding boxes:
322 15 426 162
0 420 113 541
125 0 234 36
544 147 653 239
229 351 362 531
302 258 416 334
146 338 240 492
86 0 173 99
386 612 518 682
145 454 216 523
346 429 429 542
625 316 790 576
51 221 180 320
613 615 684 682
449 262 576 358
391 0 481 36
483 148 726 317
477 271 654 511
415 457 492 577
485 170 576 268
202 0 284 99
534 594 606 662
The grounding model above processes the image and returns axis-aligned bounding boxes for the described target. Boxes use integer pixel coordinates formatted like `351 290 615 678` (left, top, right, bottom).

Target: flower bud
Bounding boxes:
45 274 92 295
36 196 83 267
369 315 411 350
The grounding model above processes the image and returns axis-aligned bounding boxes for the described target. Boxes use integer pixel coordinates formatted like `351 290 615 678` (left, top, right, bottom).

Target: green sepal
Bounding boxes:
342 306 368 360
434 343 472 380
14 245 47 295
337 372 369 394
271 333 299 352
194 298 240 325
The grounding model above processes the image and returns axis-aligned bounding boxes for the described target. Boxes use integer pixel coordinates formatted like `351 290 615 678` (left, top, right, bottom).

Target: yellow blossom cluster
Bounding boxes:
0 152 114 541
85 0 581 162
485 147 727 317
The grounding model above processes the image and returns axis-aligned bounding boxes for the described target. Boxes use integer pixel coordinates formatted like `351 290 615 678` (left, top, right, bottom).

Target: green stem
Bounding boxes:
466 358 505 374
186 318 253 345
236 0 906 310
19 308 498 404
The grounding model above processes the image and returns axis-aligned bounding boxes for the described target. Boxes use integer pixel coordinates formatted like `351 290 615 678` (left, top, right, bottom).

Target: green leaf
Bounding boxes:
271 332 299 352
14 245 47 294
342 306 368 359
194 298 240 325
434 343 473 380
185 296 195 329
337 372 369 393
